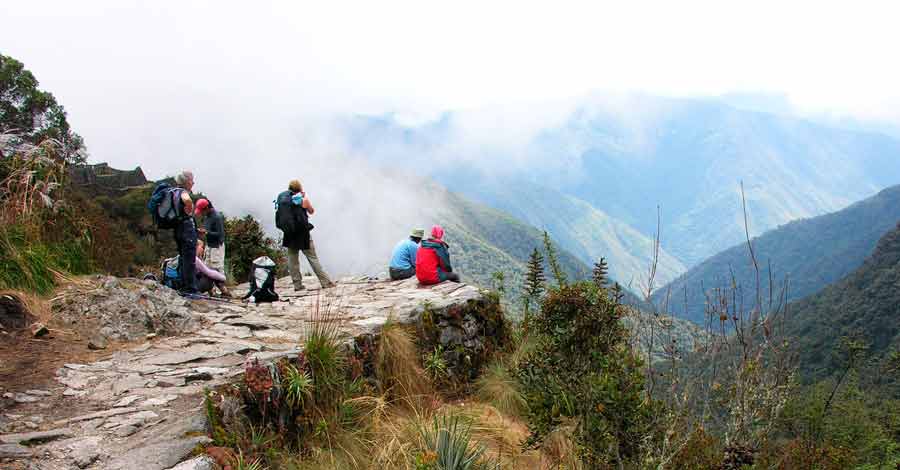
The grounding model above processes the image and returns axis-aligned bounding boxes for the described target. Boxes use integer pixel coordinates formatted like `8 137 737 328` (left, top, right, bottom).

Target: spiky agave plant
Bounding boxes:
232 449 264 470
419 414 498 470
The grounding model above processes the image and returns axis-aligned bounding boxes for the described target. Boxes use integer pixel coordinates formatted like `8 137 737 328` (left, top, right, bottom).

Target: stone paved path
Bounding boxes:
1 276 484 470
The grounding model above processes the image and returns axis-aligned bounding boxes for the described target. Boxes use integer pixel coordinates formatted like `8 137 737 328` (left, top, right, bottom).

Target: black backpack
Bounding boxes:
274 191 297 235
242 256 279 303
148 183 183 229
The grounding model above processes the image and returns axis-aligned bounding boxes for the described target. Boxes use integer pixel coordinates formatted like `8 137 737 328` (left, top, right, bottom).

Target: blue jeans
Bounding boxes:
174 218 197 292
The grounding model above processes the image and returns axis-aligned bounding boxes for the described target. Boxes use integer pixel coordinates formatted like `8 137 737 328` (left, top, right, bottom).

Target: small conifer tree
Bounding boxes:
611 282 625 304
542 231 567 287
523 248 546 315
593 257 609 289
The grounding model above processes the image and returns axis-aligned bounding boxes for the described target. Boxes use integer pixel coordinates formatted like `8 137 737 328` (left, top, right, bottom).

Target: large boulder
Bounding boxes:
52 276 198 342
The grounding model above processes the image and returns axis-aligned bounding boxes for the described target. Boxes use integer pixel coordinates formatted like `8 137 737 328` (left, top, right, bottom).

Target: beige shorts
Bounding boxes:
204 244 226 274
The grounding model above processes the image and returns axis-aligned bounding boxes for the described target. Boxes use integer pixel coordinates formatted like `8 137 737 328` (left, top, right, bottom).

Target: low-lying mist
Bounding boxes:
114 106 448 278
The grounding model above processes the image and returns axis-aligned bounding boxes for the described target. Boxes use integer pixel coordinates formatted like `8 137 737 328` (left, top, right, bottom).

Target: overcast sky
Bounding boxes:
6 1 900 116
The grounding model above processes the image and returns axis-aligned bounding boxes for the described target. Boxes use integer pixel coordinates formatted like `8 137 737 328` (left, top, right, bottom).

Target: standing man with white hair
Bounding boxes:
174 170 198 294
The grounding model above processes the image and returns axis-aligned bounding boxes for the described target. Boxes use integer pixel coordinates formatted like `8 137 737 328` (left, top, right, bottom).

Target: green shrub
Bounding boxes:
518 281 654 467
766 379 900 469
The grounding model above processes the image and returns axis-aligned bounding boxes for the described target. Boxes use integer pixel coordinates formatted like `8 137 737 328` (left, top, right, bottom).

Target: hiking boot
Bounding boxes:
217 285 233 298
293 285 305 292
321 281 337 289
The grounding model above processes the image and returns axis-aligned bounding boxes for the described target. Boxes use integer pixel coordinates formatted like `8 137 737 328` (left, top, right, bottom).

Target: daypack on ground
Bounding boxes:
242 256 279 303
148 182 183 229
160 255 181 290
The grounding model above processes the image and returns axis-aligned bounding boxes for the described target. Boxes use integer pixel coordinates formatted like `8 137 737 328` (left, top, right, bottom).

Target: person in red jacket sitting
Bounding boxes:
415 225 461 285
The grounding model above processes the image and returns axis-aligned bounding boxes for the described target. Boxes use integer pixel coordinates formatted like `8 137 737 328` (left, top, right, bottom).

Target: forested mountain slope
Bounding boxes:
654 184 900 324
786 221 900 388
433 172 684 289
436 187 595 308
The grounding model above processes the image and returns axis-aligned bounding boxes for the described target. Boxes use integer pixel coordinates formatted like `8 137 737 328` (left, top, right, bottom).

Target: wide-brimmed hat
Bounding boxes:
410 228 425 238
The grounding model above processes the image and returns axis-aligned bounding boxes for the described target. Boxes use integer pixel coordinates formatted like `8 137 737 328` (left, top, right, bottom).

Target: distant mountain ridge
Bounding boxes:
653 184 900 324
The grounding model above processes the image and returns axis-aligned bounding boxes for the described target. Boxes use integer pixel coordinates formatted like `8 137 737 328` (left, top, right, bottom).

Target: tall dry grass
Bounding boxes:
377 318 434 405
0 133 92 294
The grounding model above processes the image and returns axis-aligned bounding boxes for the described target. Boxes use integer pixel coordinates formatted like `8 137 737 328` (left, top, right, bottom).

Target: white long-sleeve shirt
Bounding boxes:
195 256 225 282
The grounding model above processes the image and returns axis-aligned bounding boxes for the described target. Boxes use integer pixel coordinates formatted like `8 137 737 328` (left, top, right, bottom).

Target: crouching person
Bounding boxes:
415 225 460 285
194 240 226 295
195 198 231 297
389 228 424 280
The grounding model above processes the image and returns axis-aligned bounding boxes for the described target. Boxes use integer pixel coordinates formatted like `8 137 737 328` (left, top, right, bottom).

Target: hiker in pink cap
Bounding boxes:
195 198 231 297
415 224 460 285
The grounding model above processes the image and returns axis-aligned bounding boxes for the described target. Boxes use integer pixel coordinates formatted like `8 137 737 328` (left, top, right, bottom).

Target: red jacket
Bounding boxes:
416 239 452 285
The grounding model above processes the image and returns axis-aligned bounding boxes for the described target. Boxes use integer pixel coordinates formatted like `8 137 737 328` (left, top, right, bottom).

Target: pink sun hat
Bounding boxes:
430 225 444 241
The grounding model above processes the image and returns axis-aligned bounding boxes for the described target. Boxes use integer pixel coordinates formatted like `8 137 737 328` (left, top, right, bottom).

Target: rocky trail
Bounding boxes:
0 275 487 470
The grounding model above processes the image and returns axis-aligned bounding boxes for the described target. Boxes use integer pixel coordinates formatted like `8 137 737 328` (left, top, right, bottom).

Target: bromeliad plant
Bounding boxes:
283 364 313 410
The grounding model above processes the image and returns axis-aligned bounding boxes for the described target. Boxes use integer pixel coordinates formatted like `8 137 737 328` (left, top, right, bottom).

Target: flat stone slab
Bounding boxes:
167 456 216 470
0 443 32 458
53 407 139 426
0 428 72 445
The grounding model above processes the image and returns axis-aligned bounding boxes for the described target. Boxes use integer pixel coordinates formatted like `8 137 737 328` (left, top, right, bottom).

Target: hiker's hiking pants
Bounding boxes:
389 266 415 280
287 238 333 290
174 217 197 292
204 243 226 273
439 269 461 283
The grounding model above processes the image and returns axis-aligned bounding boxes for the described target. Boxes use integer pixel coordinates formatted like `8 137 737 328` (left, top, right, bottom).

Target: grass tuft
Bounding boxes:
475 362 527 419
304 294 347 409
377 318 434 403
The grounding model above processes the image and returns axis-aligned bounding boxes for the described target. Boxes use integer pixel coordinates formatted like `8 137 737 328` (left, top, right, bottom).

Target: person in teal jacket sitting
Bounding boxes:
388 228 424 280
